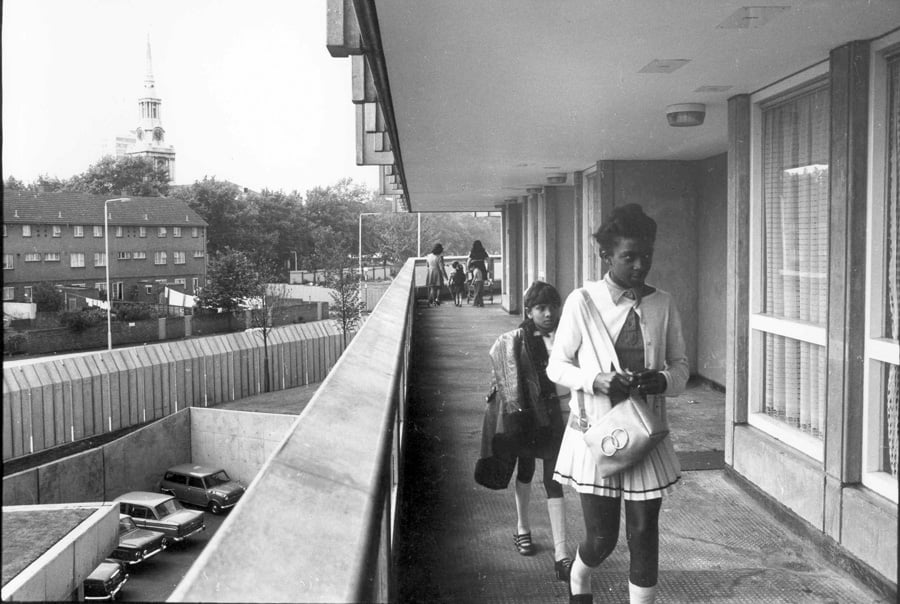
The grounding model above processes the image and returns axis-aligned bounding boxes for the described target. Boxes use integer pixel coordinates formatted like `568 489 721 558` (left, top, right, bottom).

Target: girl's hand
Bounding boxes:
634 369 667 395
592 371 632 403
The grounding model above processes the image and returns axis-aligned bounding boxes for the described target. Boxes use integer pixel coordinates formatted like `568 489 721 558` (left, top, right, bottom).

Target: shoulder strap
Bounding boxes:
574 288 623 429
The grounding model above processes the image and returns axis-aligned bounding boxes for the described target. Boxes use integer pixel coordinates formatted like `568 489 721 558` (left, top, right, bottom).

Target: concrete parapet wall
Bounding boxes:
190 408 296 486
0 503 119 602
3 320 347 462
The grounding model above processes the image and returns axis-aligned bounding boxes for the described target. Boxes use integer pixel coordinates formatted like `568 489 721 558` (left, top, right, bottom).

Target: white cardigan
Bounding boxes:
546 279 689 425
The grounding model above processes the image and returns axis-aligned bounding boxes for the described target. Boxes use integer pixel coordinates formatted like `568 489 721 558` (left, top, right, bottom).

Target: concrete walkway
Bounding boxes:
395 301 888 603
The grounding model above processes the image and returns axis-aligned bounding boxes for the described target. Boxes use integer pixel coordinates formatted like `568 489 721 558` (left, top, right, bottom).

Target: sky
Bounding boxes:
2 0 380 195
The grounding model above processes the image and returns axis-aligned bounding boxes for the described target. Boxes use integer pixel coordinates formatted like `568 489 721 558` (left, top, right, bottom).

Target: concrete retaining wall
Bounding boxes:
3 321 347 462
190 408 296 486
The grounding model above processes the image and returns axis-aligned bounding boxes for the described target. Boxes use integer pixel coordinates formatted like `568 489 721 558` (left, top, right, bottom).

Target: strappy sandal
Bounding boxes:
513 532 536 556
555 557 573 581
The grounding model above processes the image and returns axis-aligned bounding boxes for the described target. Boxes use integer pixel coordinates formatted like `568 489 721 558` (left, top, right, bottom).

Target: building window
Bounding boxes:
117 251 131 260
3 254 14 270
154 251 167 265
22 225 32 237
192 277 199 293
52 225 61 237
173 278 186 287
133 251 146 260
24 253 41 262
2 286 13 300
44 252 60 262
157 227 167 238
863 43 900 501
139 226 147 238
2 224 6 237
192 227 200 238
749 73 829 460
116 226 124 238
74 225 84 238
145 285 153 295
193 249 205 258
113 282 123 301
173 251 186 265
96 282 106 294
70 253 85 268
23 286 32 301
93 225 104 238
173 227 182 238
94 252 107 267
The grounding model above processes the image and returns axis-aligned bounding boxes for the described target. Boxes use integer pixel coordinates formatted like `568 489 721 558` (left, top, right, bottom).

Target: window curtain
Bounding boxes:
761 87 829 438
885 58 899 476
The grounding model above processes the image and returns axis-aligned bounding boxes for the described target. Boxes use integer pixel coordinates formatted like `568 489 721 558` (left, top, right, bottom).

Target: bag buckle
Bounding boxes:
599 428 629 456
577 416 590 431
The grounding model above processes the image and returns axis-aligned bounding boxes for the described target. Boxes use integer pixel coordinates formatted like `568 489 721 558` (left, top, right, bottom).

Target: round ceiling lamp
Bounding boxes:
666 103 706 127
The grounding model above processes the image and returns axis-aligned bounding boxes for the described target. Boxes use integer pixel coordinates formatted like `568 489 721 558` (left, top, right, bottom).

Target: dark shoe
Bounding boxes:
513 532 536 556
568 580 592 604
555 557 573 582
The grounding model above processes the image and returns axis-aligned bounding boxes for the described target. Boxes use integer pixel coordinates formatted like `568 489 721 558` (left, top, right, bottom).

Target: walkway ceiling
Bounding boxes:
368 0 900 212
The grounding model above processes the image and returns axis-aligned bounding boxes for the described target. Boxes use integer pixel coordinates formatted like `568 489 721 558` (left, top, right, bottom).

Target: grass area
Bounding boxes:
2 508 95 586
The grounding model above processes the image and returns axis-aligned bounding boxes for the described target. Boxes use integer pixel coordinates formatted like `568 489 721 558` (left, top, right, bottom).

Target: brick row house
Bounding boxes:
2 190 207 307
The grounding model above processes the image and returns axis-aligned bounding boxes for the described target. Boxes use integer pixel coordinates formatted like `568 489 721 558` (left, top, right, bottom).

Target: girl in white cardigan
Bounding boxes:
547 204 689 604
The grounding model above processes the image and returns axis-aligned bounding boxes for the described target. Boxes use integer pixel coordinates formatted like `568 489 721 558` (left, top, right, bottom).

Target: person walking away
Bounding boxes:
425 243 448 306
467 240 491 307
489 281 574 582
449 261 467 306
547 204 689 604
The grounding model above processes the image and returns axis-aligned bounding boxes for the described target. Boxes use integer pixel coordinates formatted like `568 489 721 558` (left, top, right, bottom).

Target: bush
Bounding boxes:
59 308 106 332
6 333 27 354
116 303 155 322
32 282 64 312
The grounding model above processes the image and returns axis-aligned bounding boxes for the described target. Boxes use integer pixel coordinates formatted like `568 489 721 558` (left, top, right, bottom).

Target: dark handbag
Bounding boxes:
576 392 668 478
474 455 515 489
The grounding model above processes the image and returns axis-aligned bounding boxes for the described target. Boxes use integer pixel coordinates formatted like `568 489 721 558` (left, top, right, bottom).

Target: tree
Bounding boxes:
327 270 364 348
196 248 266 313
32 282 64 312
5 176 25 190
174 178 250 255
249 280 290 393
69 155 170 196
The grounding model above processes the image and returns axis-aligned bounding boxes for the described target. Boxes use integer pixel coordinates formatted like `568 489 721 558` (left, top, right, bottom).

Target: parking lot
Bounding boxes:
117 505 227 602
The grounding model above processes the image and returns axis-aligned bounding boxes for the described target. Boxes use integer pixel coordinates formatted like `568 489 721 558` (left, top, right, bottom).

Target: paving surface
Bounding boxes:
395 300 889 603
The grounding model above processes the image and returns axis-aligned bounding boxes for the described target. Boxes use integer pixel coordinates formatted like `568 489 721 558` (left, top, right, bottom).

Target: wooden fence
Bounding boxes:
2 321 348 462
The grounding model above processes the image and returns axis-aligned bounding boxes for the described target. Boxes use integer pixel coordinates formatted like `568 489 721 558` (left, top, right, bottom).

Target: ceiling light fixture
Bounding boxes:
666 103 706 127
546 172 567 185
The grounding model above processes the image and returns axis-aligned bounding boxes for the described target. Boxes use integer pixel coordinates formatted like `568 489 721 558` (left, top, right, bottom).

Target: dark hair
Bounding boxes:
523 281 561 310
592 203 657 254
469 240 486 256
431 243 444 255
451 261 462 270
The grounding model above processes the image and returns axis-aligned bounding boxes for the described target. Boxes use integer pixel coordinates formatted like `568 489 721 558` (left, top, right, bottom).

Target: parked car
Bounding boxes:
159 463 245 514
114 491 205 545
83 559 128 601
108 514 167 565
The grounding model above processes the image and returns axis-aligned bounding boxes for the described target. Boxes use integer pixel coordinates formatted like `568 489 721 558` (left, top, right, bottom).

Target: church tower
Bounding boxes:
127 37 176 182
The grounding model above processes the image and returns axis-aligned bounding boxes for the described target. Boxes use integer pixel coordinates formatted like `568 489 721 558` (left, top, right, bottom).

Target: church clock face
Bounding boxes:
153 127 164 142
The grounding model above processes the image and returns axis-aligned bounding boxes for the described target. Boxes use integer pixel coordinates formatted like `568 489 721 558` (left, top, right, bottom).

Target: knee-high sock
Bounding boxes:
570 548 591 595
514 479 532 534
546 497 568 561
628 581 657 604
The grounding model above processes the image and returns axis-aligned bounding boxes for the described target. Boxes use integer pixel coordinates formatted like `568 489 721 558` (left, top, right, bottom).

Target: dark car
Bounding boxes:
159 464 245 514
108 514 167 565
115 491 205 545
83 559 128 601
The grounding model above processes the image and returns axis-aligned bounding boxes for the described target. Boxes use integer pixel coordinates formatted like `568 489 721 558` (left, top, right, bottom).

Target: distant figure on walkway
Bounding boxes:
488 281 573 582
425 243 448 307
467 240 490 307
547 204 689 604
448 261 467 306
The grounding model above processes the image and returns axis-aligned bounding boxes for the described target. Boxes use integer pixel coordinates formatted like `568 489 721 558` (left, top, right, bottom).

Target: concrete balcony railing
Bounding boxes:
171 258 420 603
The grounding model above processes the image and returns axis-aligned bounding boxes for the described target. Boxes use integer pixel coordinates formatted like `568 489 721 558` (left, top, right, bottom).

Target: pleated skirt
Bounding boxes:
552 425 682 500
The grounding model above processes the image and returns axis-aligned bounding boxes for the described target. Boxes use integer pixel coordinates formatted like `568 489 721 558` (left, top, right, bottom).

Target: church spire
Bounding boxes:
128 34 176 183
144 35 156 93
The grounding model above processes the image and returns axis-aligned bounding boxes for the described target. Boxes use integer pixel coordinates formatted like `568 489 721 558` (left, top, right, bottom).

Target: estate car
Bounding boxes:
83 559 128 601
159 464 245 514
109 514 167 565
115 491 205 545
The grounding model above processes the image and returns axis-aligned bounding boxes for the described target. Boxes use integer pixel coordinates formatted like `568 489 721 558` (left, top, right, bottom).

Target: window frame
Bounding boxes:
3 254 15 270
44 252 60 262
862 33 900 503
157 226 167 238
52 225 61 238
2 286 14 300
24 253 41 262
93 252 107 267
748 61 830 462
22 225 32 237
133 251 146 260
70 252 86 268
139 226 147 238
93 225 104 238
73 225 84 238
154 251 167 265
173 251 186 265
173 227 182 238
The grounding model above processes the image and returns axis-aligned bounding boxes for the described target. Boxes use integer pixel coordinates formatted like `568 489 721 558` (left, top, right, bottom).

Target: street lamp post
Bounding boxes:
104 197 131 350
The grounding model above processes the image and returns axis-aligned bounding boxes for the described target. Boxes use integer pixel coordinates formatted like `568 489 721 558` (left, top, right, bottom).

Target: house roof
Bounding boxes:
2 190 207 227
